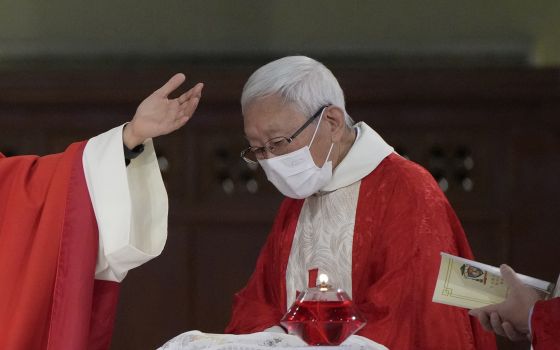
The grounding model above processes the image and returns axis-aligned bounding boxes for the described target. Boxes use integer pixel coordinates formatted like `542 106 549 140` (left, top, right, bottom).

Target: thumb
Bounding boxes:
155 73 186 97
500 264 523 289
469 303 498 316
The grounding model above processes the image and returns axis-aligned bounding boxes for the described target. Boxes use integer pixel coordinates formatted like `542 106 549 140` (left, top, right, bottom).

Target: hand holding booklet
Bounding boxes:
432 252 559 309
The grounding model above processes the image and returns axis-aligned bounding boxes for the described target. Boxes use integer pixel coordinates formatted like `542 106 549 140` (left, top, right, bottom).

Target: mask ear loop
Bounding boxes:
308 107 328 147
308 107 334 167
324 143 334 164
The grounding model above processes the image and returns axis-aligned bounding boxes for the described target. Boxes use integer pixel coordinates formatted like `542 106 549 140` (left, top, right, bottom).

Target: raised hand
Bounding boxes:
123 73 204 148
469 264 541 341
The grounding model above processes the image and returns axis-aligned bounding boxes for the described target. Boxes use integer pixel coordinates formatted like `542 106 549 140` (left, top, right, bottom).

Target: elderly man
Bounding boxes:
0 74 202 350
225 56 496 350
469 265 560 349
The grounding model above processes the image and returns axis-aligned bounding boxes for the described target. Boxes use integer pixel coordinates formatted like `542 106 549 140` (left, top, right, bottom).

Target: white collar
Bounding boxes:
320 122 394 193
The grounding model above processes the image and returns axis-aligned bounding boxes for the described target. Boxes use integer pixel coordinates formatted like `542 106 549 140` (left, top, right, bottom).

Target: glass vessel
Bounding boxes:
280 274 367 346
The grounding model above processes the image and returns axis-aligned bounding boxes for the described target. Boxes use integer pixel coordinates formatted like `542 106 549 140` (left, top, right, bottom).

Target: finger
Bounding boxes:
178 83 204 104
490 312 506 337
500 264 524 289
170 116 188 132
172 110 197 131
469 304 498 317
470 309 493 332
176 115 191 127
178 92 189 105
188 82 204 98
468 308 486 320
468 309 481 317
180 96 201 118
177 83 203 104
155 73 186 97
502 322 526 341
168 100 182 118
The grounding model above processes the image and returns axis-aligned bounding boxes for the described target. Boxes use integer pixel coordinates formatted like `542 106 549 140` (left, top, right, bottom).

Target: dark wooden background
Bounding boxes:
1 63 559 350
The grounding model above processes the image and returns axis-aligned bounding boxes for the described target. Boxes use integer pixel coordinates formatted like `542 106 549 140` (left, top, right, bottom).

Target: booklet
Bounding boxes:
432 252 558 309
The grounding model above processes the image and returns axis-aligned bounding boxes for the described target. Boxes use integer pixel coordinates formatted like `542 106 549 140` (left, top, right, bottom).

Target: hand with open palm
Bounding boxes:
123 73 204 148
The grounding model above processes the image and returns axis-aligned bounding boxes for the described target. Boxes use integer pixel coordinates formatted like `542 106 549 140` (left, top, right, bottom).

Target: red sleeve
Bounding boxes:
531 298 560 350
0 144 119 350
225 199 304 334
353 155 496 350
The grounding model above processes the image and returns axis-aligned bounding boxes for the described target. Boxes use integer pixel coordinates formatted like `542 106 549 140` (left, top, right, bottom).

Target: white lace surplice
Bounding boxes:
285 181 361 309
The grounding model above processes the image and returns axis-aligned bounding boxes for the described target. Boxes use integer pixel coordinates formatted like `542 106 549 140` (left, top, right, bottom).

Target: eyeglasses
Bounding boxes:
240 105 330 164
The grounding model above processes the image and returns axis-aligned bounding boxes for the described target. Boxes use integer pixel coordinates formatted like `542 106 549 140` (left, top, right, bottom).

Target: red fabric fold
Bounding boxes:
531 297 560 350
0 143 119 350
226 154 496 350
225 199 304 334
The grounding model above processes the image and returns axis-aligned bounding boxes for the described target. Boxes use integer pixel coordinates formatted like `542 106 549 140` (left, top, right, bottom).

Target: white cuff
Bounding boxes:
83 124 168 282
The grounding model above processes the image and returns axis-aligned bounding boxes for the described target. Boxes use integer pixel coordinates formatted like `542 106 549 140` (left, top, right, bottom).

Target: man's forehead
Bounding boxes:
246 95 294 116
243 114 291 139
244 98 305 135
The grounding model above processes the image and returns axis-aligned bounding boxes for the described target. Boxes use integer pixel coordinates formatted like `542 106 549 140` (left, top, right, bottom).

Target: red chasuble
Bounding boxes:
226 154 496 350
531 298 560 349
0 143 119 350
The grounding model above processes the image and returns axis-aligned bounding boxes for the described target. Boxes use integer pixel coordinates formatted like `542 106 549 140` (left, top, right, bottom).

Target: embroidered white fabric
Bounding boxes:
158 331 388 350
285 181 361 309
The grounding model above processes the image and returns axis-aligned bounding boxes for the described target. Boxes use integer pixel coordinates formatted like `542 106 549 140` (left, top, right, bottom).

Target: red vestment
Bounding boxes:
532 297 560 350
226 154 496 350
0 143 119 350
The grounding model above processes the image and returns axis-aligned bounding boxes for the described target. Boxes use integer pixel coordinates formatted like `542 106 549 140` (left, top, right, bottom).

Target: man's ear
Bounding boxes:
324 106 347 142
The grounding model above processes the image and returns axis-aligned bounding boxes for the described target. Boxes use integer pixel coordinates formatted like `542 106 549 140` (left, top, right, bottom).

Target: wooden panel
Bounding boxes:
1 65 560 350
510 126 560 282
188 222 273 333
111 224 193 349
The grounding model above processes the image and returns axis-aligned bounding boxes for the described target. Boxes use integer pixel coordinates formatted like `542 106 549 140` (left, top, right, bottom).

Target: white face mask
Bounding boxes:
258 110 334 199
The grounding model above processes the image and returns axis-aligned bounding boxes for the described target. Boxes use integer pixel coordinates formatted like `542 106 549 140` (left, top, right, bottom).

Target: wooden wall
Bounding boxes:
1 64 559 350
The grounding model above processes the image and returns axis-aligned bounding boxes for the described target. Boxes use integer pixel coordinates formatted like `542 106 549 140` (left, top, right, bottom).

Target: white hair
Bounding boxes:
241 56 354 126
